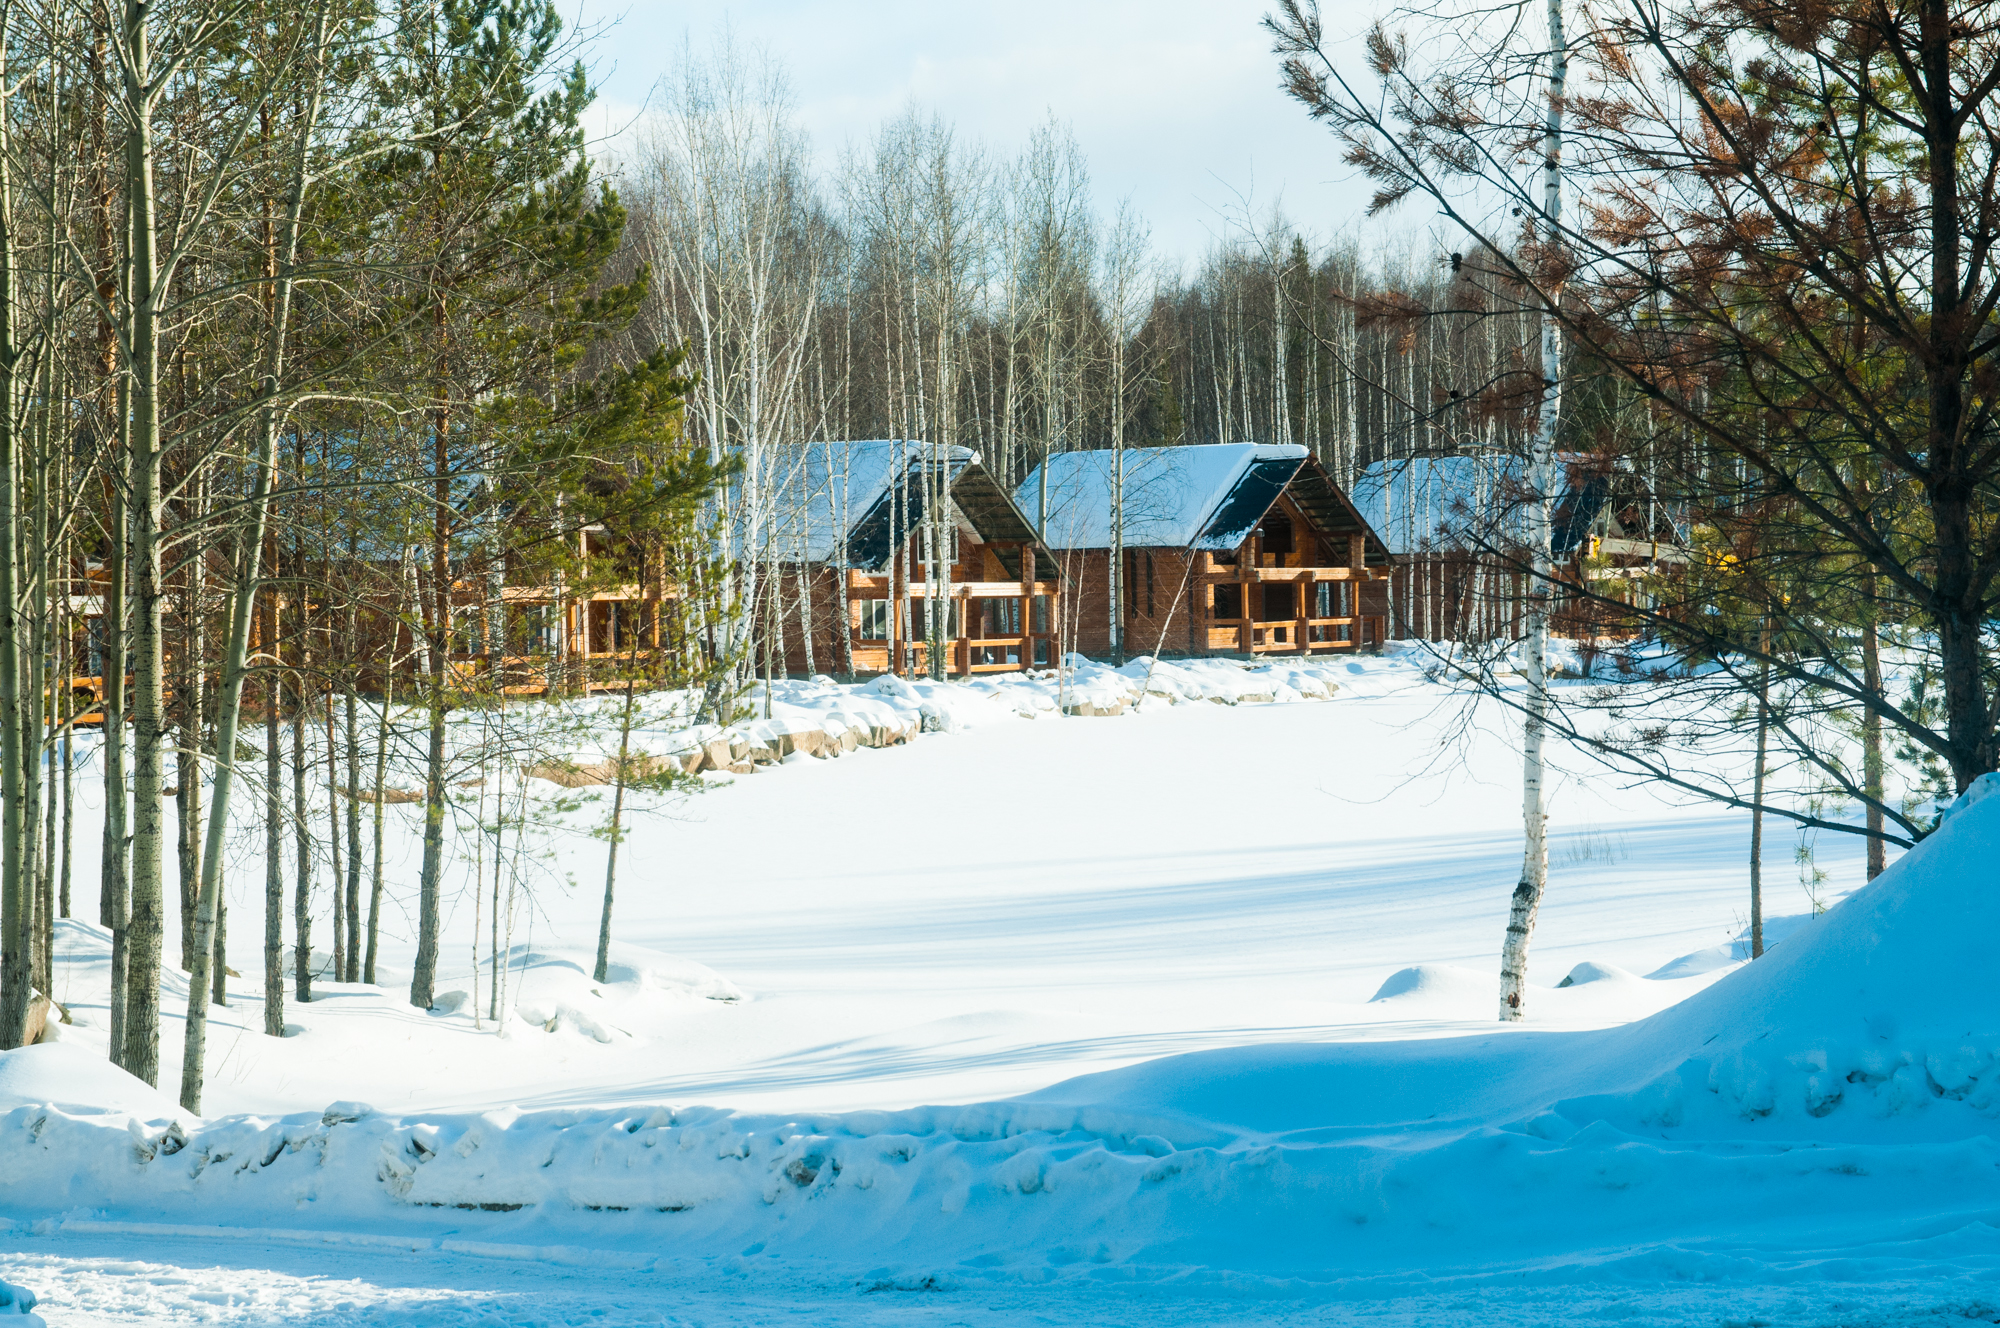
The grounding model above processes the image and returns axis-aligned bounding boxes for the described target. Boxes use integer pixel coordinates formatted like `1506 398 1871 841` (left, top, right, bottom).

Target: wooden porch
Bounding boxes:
1197 528 1390 656
845 554 1063 678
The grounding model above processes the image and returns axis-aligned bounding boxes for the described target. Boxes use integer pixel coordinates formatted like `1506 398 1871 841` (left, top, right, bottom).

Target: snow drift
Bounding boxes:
2 780 1992 1288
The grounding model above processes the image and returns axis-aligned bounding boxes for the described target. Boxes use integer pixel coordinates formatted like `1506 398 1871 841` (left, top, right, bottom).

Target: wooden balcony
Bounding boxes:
1199 548 1389 655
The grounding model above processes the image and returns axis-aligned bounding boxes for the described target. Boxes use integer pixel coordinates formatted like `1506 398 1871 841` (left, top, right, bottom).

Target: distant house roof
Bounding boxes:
758 439 1045 572
1017 443 1390 563
1351 454 1607 558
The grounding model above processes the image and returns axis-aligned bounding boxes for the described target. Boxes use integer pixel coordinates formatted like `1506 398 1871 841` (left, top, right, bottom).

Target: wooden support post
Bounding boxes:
1020 544 1037 669
889 549 902 678
957 590 971 676
1296 574 1309 656
1237 543 1252 654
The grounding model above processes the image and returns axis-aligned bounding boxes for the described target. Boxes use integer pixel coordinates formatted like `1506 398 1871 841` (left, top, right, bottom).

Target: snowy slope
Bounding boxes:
0 737 1971 1297
5 648 1949 1323
24 648 1822 1125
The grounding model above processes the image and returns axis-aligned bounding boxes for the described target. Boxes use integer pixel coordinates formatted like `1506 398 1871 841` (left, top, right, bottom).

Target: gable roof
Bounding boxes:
1351 454 1617 559
759 439 1048 572
1018 443 1390 564
1019 443 1297 550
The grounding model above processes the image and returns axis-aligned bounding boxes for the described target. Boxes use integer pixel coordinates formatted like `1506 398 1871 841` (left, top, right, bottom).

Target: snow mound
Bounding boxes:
1643 911 1821 980
1573 790 2000 1131
0 1044 188 1125
599 947 745 1003
495 656 1354 794
1555 961 1639 988
0 1277 42 1326
1368 964 1491 1004
418 944 746 1047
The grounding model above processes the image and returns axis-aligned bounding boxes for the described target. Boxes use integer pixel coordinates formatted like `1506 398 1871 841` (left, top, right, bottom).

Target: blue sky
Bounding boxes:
565 0 1387 265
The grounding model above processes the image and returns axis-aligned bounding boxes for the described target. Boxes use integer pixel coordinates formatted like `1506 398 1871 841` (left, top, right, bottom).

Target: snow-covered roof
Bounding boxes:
1351 455 1603 557
1017 444 1313 551
751 440 1043 571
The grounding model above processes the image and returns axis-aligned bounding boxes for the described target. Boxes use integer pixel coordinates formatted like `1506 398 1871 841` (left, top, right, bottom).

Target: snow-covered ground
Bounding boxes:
8 648 1986 1328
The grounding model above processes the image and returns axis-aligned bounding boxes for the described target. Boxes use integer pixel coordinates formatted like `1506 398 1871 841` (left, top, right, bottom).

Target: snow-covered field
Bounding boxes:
8 648 1992 1328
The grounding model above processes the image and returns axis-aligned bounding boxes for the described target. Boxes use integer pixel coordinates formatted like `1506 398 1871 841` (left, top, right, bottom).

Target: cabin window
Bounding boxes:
1260 513 1294 556
1213 583 1243 620
913 523 959 571
1146 554 1155 615
855 598 892 640
449 607 482 654
907 600 957 639
1032 594 1050 635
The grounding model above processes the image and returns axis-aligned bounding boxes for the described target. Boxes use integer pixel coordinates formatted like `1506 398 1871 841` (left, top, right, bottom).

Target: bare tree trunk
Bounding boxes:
0 10 35 1049
1860 566 1886 880
263 586 285 1037
1497 0 1564 1023
594 674 638 984
365 666 389 985
175 605 202 973
59 688 72 928
1750 639 1770 958
121 0 172 1084
412 364 452 1011
103 466 130 1062
325 692 343 981
344 657 361 981
412 692 446 1009
291 567 313 1002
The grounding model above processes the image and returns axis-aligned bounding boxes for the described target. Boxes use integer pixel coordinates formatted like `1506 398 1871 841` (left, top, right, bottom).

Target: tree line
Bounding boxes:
0 0 724 1113
618 39 1556 683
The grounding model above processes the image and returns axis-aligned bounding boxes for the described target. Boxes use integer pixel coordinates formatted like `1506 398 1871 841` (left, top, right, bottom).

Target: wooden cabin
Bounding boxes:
1018 443 1393 659
445 521 678 694
1352 453 1686 644
52 519 676 721
761 440 1062 678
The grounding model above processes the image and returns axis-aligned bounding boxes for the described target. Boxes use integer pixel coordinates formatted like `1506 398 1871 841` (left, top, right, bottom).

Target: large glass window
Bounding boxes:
978 598 1022 637
903 599 957 639
510 604 556 653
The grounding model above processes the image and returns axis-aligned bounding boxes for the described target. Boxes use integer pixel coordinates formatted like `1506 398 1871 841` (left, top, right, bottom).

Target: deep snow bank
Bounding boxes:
2 780 1991 1287
1564 768 2000 1136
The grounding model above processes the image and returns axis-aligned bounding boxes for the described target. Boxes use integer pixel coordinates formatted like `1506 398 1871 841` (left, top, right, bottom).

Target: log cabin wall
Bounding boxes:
1056 548 1199 660
1019 444 1395 662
